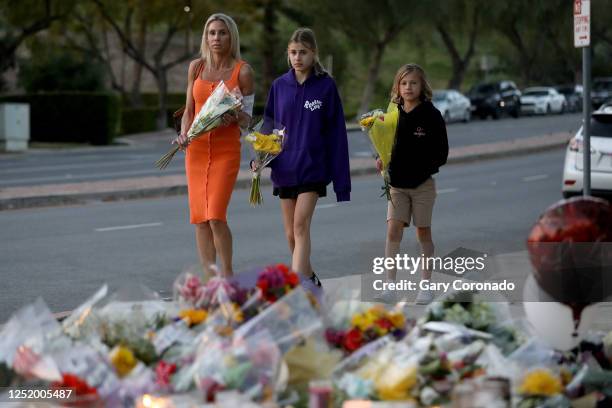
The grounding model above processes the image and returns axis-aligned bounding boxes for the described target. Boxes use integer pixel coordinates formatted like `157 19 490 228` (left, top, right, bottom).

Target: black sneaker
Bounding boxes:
309 271 322 287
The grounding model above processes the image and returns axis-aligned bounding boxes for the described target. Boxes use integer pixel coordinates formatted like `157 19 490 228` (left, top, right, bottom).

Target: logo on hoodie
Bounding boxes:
414 127 426 138
304 99 323 111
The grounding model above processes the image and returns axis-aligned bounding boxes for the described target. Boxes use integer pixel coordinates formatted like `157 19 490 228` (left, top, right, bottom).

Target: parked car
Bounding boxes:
592 77 612 109
562 103 612 199
520 87 567 115
432 89 472 123
554 84 583 112
468 80 521 120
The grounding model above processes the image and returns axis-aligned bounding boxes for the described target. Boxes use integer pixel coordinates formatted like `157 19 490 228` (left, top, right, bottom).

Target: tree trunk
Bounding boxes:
156 70 168 130
357 42 385 118
261 0 279 98
129 19 147 107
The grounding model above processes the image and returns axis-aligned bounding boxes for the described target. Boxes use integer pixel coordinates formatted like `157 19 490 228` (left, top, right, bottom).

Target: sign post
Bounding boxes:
574 0 591 196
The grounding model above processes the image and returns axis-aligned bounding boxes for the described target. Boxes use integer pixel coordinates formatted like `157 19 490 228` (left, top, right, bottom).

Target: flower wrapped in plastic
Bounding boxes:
156 80 242 169
325 304 409 355
192 330 282 402
244 118 286 206
359 103 399 202
422 289 524 355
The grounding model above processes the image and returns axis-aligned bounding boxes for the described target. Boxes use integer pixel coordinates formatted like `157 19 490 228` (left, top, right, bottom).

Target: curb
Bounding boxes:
0 133 570 211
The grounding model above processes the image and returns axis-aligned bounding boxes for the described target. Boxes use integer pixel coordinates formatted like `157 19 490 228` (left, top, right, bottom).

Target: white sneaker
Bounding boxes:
415 289 434 305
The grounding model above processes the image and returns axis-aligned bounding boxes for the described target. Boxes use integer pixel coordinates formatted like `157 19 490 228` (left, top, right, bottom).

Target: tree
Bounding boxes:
299 0 417 116
431 0 485 90
0 0 71 87
89 0 211 128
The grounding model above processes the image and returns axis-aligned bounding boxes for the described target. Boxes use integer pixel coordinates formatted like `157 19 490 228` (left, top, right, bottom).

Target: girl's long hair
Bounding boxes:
200 13 241 71
287 28 327 76
390 63 433 104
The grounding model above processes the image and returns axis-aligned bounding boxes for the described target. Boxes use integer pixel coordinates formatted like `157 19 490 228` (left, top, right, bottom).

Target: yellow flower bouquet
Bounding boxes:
244 118 286 206
359 104 399 202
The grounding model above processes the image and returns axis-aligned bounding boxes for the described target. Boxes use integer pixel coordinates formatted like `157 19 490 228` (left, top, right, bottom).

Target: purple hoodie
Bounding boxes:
264 69 351 202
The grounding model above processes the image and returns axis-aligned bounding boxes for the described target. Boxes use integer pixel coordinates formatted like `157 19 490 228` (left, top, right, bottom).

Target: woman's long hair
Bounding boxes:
390 63 433 104
200 13 241 71
287 28 327 76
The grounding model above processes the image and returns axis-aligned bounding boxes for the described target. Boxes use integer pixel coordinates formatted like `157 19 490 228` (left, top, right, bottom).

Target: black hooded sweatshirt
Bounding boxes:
388 101 449 189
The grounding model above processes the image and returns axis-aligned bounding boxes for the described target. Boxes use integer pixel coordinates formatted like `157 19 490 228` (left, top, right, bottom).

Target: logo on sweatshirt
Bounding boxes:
414 127 426 138
304 99 323 111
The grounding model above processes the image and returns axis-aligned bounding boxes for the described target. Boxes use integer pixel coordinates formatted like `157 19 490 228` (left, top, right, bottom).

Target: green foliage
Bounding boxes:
18 47 105 92
0 92 120 145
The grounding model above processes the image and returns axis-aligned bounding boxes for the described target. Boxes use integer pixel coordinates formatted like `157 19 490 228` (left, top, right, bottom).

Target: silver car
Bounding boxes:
432 90 472 123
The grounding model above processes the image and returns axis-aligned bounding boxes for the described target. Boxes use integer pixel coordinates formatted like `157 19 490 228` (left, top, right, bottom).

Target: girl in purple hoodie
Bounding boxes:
262 28 351 287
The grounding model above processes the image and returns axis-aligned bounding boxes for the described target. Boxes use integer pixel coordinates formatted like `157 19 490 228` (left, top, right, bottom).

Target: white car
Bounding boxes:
562 103 612 198
520 87 567 115
432 90 472 123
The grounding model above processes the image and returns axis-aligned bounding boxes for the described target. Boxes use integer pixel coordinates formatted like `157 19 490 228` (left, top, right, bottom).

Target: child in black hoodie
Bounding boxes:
376 63 449 304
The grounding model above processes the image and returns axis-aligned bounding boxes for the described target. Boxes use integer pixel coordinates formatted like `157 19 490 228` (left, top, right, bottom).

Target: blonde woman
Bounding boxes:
376 64 448 304
175 13 254 278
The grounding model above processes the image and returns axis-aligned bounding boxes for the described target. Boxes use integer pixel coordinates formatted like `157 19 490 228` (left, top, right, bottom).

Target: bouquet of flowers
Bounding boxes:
244 118 286 206
359 103 399 202
325 304 408 355
155 81 242 169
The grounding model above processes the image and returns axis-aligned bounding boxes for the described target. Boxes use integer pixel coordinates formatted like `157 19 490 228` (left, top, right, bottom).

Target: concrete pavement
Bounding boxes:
0 127 571 211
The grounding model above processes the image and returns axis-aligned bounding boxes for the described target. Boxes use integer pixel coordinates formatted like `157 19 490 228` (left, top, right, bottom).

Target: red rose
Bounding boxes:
287 272 299 287
343 328 363 352
375 318 393 331
51 373 97 396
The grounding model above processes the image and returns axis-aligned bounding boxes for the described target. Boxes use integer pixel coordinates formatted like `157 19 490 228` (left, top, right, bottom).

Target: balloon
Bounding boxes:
526 196 612 304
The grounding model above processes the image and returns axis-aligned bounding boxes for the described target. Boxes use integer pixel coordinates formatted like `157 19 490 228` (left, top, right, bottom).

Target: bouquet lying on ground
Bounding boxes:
155 81 242 169
244 118 285 206
359 104 399 202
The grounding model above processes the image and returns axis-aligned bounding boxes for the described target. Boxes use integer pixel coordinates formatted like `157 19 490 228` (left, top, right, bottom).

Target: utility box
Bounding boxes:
0 103 30 152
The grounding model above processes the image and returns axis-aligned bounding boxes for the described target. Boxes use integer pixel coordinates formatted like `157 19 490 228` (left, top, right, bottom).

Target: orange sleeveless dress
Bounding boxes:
185 60 244 224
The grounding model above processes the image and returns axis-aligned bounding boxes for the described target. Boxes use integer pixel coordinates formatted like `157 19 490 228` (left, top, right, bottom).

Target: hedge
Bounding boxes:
0 92 120 145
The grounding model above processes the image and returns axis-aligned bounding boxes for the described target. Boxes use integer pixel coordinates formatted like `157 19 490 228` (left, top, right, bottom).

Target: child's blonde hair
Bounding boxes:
390 63 432 104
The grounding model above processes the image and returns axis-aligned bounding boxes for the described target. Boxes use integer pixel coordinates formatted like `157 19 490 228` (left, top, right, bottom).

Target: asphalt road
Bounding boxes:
0 147 566 321
0 113 579 188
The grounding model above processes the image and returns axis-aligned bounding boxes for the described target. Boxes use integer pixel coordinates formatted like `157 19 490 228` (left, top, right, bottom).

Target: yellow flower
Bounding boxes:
375 364 417 400
110 346 137 377
246 132 282 154
179 309 208 327
519 369 563 396
230 303 244 323
388 312 405 329
351 311 376 331
359 116 376 129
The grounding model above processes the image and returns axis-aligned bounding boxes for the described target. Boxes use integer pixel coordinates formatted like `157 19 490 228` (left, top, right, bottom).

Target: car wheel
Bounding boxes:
463 109 471 122
443 111 450 123
546 104 551 114
511 107 520 118
492 107 501 120
560 103 566 114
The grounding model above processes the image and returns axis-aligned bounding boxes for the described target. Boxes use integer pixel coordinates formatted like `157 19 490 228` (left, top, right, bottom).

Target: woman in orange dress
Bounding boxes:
175 13 254 278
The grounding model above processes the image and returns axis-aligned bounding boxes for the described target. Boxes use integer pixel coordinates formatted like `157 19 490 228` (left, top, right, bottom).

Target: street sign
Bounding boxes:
574 0 590 48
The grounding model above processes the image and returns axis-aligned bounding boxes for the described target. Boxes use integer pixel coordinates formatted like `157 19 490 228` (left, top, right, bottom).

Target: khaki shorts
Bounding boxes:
387 177 437 227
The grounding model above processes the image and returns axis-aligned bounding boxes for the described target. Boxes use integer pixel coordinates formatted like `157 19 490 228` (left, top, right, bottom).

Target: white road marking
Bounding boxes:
354 151 374 157
522 174 549 182
316 203 338 209
437 188 459 194
95 222 163 232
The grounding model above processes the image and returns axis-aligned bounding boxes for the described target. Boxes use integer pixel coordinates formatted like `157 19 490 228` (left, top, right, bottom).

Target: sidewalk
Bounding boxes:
0 130 571 211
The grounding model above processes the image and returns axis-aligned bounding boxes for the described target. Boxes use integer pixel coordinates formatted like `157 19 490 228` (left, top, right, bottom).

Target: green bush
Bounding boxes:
18 49 105 92
119 105 183 135
121 93 185 108
0 92 120 145
121 107 159 134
